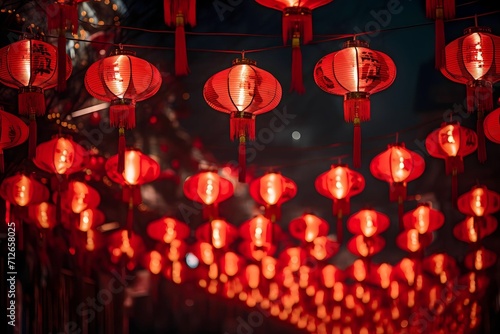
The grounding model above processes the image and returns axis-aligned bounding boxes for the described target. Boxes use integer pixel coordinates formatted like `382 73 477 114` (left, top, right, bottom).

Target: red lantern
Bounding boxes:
249 172 297 222
33 136 87 176
457 185 500 217
402 203 444 235
238 215 278 261
0 173 49 208
484 107 500 143
255 0 332 93
464 247 497 271
370 143 425 226
453 216 497 243
28 202 57 229
0 107 28 172
108 230 145 271
347 209 390 238
347 235 385 258
425 0 455 68
315 164 365 242
146 217 190 244
441 26 500 162
423 253 459 285
164 0 196 76
396 229 433 253
105 148 160 235
308 236 339 261
183 170 234 220
77 208 105 232
203 57 282 182
195 219 238 250
0 38 72 157
84 49 162 172
314 40 397 167
289 213 329 243
58 181 100 214
425 122 477 204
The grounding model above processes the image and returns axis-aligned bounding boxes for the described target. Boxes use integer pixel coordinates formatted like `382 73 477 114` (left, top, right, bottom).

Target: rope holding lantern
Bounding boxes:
164 0 196 76
425 0 455 68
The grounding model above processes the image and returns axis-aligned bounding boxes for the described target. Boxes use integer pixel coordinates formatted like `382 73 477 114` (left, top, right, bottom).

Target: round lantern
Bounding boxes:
440 26 500 162
425 122 477 204
255 0 333 93
396 229 433 253
33 136 87 176
84 49 162 172
28 202 57 229
108 230 146 271
315 164 365 242
146 217 190 244
314 39 397 167
457 185 500 218
370 142 425 226
0 173 49 207
249 172 297 222
484 107 500 143
0 107 28 172
195 218 238 250
453 216 497 243
203 56 282 182
164 0 196 76
183 170 234 220
238 215 278 261
347 234 385 258
425 0 455 68
57 180 100 214
77 208 105 232
402 203 444 235
105 148 160 235
347 209 390 238
0 37 72 157
289 213 329 243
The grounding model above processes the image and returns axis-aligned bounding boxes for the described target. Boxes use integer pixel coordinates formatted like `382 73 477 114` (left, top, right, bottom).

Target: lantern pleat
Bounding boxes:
484 107 500 143
353 121 361 168
291 35 305 94
0 108 28 167
28 116 37 159
238 137 247 183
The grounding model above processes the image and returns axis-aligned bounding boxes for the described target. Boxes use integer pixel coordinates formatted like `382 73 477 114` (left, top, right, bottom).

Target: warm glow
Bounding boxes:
228 64 257 112
168 240 182 262
119 230 134 258
251 215 270 247
246 264 260 289
400 258 415 286
163 218 178 244
377 263 391 289
37 202 50 228
123 150 141 185
199 243 214 265
13 175 31 206
466 217 478 243
474 250 484 270
355 236 371 257
464 33 489 80
470 187 486 217
304 214 321 242
406 229 421 253
285 248 302 271
208 263 218 280
321 265 337 288
389 146 411 182
211 219 227 249
71 181 90 213
223 252 239 277
413 205 430 234
311 237 328 260
390 281 399 299
261 256 276 280
353 259 366 282
53 137 75 175
327 166 349 199
360 210 377 237
149 250 162 275
438 124 460 157
86 230 95 251
79 209 93 232
259 173 283 205
196 172 220 205
433 254 445 274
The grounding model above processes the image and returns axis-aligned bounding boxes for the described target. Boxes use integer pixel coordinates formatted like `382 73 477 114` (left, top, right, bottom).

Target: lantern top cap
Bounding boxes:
283 7 312 15
387 142 406 148
343 39 369 49
464 26 491 35
232 56 257 66
109 48 136 57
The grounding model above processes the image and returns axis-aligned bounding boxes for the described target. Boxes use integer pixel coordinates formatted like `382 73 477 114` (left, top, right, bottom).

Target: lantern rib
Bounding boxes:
330 53 349 93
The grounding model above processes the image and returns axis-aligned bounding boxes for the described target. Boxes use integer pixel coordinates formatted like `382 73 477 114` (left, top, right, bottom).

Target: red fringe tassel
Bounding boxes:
127 199 134 239
282 11 312 45
353 120 361 168
398 198 404 231
477 111 486 163
238 137 246 183
118 128 126 174
230 115 255 140
175 15 189 76
28 113 37 159
110 104 136 129
344 97 370 122
18 90 45 116
336 214 343 244
291 35 305 94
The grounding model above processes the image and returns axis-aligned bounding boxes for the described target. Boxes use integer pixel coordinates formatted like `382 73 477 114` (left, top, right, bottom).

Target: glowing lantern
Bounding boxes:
195 219 237 250
77 208 105 232
146 217 190 244
279 247 306 272
0 107 28 172
309 236 339 261
144 250 163 275
203 57 282 182
314 40 397 167
347 209 389 238
423 253 459 285
84 49 162 172
425 122 477 204
58 181 100 214
315 164 365 242
164 0 196 76
0 38 72 157
220 252 243 278
249 172 297 222
457 185 500 218
105 148 160 235
255 0 333 93
289 213 329 242
464 247 497 271
441 26 500 162
108 230 145 270
183 170 233 219
370 143 425 226
453 216 497 243
484 107 500 143
0 173 49 208
33 136 87 176
28 202 57 229
396 229 433 253
239 215 279 261
347 235 385 258
402 203 444 235
425 0 455 68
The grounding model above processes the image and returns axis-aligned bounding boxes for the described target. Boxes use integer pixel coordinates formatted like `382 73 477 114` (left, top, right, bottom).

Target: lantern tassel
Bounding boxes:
477 111 486 163
336 213 343 244
127 199 134 238
353 118 361 168
56 189 62 225
175 14 189 76
118 127 125 174
398 197 404 231
57 30 67 92
230 115 255 141
28 113 37 159
451 170 458 208
291 34 305 94
238 136 246 183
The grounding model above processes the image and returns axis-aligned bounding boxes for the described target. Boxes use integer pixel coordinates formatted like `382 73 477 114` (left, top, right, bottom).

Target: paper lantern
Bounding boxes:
108 230 146 270
347 209 390 238
255 0 333 93
33 136 87 176
453 216 497 243
484 107 500 143
84 49 162 172
28 202 57 229
105 148 160 235
314 40 396 167
183 170 234 220
289 213 329 243
457 185 500 218
164 0 196 76
249 172 297 222
315 164 365 242
441 26 500 162
370 143 425 226
239 216 280 261
195 219 238 250
402 203 444 235
0 38 72 157
203 57 282 182
396 229 433 253
0 174 49 207
347 235 385 258
425 122 477 204
146 217 190 244
464 247 497 271
425 0 455 68
0 107 28 172
77 208 105 232
423 253 459 285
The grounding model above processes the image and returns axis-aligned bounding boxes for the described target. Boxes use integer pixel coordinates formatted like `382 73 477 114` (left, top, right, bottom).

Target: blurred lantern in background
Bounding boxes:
105 148 160 236
347 209 389 260
195 218 238 251
147 216 190 244
370 143 425 227
425 0 455 68
239 215 277 261
425 122 477 205
28 201 57 230
203 57 282 182
183 170 233 220
440 26 500 162
315 164 365 242
314 39 397 167
108 230 146 271
164 0 196 76
289 213 329 243
77 208 105 232
0 107 28 172
249 171 297 222
457 185 500 219
0 37 72 157
484 107 500 143
85 49 162 172
403 203 444 235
